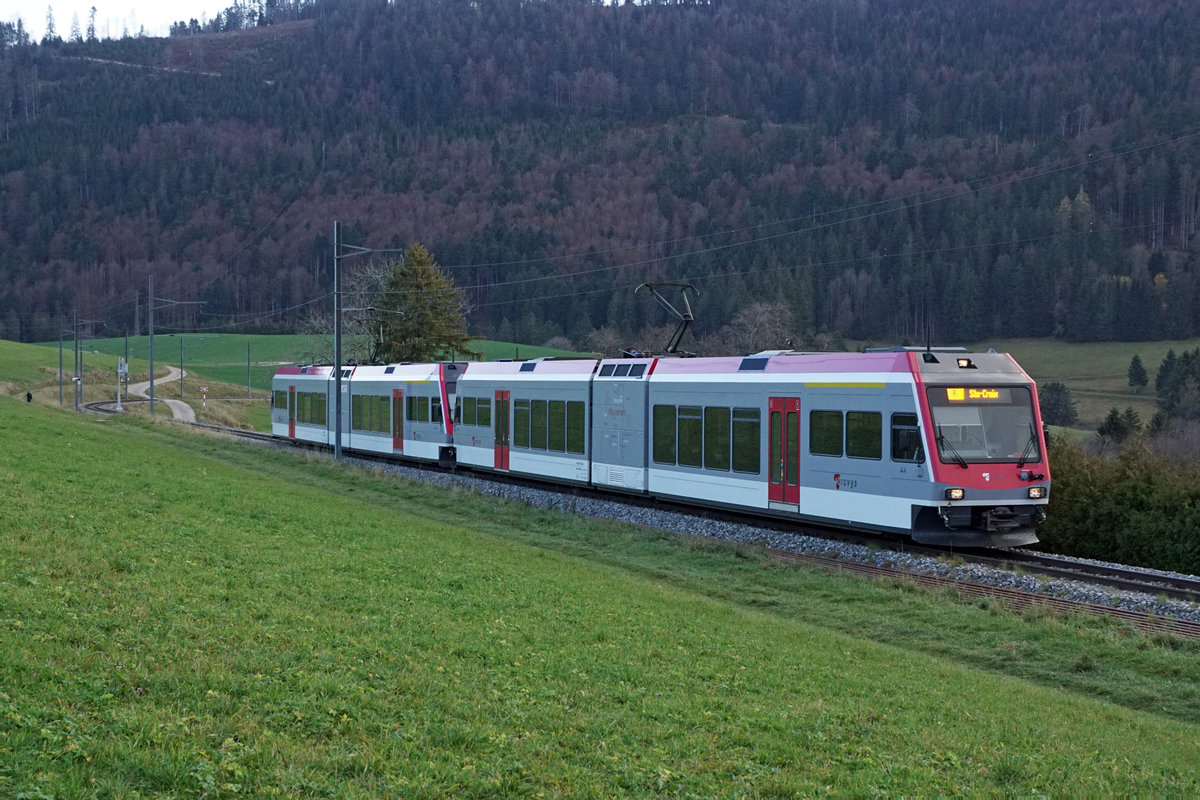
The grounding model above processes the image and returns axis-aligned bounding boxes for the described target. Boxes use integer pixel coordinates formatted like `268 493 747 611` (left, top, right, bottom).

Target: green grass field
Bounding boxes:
977 337 1200 428
3 395 1200 795
37 335 584 393
15 333 1200 432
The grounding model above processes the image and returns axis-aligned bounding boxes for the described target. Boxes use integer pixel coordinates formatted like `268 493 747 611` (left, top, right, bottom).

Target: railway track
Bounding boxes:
973 548 1200 605
89 414 1200 638
767 548 1200 640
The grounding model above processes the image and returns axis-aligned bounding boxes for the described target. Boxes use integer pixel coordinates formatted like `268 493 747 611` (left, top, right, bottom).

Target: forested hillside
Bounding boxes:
2 0 1199 352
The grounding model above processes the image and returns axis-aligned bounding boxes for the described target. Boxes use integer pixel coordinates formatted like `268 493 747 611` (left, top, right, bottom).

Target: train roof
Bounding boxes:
461 359 599 377
351 363 448 381
648 351 914 376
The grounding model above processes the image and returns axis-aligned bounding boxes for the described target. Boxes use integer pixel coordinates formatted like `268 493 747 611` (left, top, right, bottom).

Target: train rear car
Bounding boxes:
272 366 333 445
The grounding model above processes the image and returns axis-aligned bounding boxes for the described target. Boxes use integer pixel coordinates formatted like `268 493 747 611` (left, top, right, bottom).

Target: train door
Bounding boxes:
288 385 296 438
392 389 404 451
494 390 510 470
768 397 801 505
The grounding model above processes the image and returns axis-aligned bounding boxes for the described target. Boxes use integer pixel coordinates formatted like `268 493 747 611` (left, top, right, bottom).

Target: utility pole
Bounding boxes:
180 336 184 398
332 220 402 460
73 310 79 412
149 275 155 415
247 341 252 399
335 221 342 459
58 319 64 406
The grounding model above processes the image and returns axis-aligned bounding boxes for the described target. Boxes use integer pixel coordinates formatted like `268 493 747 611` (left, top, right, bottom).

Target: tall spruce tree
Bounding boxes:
1128 354 1148 393
374 244 480 363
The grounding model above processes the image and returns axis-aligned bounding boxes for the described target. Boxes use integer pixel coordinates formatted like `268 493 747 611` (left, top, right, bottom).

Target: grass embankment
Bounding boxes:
6 339 271 431
3 400 1200 796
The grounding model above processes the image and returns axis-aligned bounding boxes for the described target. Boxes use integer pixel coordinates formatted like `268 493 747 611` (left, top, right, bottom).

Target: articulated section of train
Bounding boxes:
272 348 1050 547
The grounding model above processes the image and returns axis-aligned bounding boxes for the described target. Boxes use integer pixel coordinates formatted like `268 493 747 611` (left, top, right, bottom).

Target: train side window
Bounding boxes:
316 393 326 424
653 405 676 464
891 413 924 462
351 395 362 430
732 408 761 474
678 406 703 468
810 411 844 457
406 396 416 422
463 397 477 426
530 399 548 449
514 399 531 448
379 396 389 433
418 396 430 423
846 411 882 460
432 398 443 424
274 390 287 410
566 401 585 454
478 398 491 428
704 406 731 471
548 400 567 452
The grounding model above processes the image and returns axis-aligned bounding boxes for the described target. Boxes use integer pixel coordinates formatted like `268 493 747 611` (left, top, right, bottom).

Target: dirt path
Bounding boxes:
127 365 197 423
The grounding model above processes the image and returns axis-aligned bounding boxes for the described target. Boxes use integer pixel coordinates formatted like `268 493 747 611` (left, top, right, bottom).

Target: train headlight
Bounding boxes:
945 487 965 501
1028 486 1046 499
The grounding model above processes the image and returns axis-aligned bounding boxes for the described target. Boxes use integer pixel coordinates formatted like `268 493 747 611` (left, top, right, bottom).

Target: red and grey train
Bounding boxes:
272 348 1050 547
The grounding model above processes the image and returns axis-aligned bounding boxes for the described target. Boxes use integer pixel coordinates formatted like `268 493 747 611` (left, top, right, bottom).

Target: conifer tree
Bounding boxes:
1128 354 1148 393
374 244 480 363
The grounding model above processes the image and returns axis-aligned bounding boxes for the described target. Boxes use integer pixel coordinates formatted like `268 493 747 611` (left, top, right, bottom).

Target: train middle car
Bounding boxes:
273 349 1050 547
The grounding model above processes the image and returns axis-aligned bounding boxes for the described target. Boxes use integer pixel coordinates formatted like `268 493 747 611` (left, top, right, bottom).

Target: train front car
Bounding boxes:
910 350 1049 547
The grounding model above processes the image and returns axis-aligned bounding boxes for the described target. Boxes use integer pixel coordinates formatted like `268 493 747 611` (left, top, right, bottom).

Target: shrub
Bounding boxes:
1040 437 1200 574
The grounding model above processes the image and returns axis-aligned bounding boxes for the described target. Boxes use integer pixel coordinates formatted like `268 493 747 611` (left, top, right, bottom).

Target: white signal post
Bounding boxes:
116 358 128 411
200 385 209 407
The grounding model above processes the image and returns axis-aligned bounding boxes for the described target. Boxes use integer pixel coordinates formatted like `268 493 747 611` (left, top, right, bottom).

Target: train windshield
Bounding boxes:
926 386 1040 465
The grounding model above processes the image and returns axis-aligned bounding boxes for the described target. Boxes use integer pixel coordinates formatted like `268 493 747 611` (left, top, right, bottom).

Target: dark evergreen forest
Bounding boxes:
2 0 1199 350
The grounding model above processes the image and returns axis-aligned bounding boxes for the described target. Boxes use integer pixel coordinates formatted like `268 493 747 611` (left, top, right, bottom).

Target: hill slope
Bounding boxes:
1 0 1199 350
5 398 1200 794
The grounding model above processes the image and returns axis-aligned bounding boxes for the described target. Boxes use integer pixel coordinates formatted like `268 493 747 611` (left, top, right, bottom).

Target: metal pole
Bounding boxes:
124 334 129 402
58 322 63 405
180 336 184 398
334 220 343 460
149 274 155 416
247 341 252 399
73 310 79 412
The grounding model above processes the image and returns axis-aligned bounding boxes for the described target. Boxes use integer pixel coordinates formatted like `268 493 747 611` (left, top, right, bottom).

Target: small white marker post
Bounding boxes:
200 385 209 408
116 358 128 411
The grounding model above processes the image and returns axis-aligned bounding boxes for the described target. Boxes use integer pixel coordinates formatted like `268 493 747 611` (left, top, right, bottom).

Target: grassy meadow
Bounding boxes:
3 392 1200 795
32 331 1185 429
977 337 1200 428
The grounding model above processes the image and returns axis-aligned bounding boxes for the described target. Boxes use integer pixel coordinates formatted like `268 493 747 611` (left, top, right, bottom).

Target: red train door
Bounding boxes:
768 397 801 505
392 389 404 451
494 390 510 470
288 385 296 438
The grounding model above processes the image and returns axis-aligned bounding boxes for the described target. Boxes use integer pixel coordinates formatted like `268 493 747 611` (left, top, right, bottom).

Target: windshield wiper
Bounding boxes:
1017 424 1038 468
936 425 969 469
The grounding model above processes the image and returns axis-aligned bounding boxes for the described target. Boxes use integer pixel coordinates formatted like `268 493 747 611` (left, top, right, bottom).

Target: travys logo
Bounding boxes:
833 473 858 490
